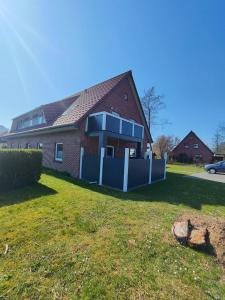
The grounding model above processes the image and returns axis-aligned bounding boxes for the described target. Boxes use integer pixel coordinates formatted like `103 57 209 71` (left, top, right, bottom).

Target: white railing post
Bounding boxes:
164 152 168 180
102 113 106 130
119 119 122 134
123 148 129 192
148 151 153 184
79 147 84 179
99 147 105 185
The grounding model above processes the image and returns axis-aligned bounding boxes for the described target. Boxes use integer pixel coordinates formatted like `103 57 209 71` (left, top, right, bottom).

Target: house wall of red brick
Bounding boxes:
8 130 80 177
172 132 213 163
79 76 149 157
7 76 150 177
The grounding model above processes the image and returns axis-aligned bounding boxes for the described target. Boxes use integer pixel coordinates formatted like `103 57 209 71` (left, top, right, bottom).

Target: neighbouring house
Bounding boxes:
4 71 166 191
213 153 225 162
172 131 214 163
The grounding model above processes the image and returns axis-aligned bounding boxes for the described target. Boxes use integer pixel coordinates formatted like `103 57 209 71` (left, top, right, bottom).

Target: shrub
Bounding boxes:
0 149 42 191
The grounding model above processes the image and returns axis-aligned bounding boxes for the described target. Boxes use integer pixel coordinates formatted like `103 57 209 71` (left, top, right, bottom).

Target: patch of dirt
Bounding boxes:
172 214 225 267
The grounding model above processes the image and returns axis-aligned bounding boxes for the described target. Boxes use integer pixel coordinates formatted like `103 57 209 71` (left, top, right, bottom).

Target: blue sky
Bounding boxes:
0 0 225 146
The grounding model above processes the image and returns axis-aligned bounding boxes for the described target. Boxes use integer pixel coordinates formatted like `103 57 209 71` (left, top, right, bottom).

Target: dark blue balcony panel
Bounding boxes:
134 124 143 139
106 115 120 133
88 115 103 132
122 120 133 136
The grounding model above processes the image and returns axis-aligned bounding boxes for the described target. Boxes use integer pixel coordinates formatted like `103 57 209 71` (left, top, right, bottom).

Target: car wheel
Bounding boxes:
209 168 216 174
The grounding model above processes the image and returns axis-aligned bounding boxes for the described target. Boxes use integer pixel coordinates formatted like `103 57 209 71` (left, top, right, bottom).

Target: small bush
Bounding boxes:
0 149 42 191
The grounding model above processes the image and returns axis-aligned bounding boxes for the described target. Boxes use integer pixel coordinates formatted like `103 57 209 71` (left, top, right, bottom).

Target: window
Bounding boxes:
23 118 32 128
106 145 114 157
26 143 32 149
194 154 202 162
32 115 39 126
18 144 23 149
193 144 199 149
32 113 45 126
123 93 128 101
184 144 189 149
129 148 136 158
17 112 45 129
37 143 43 150
55 143 63 162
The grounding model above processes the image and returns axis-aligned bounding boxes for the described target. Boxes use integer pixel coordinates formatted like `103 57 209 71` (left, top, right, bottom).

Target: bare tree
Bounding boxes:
153 135 180 159
212 124 225 153
141 87 169 131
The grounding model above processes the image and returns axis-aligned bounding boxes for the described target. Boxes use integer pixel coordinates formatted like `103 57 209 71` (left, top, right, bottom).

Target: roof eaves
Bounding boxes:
5 123 78 138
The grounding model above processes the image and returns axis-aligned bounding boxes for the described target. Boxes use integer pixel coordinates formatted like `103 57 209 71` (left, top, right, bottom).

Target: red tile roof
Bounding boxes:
7 70 152 143
53 71 129 126
10 71 129 133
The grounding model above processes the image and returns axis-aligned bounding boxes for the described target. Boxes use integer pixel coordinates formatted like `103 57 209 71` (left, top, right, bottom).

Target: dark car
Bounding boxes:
204 160 225 174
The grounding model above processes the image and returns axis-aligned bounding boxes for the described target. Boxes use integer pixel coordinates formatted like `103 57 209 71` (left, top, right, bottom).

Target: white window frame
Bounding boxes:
193 144 199 149
129 148 136 158
106 145 114 158
55 143 63 162
26 144 32 149
18 144 23 149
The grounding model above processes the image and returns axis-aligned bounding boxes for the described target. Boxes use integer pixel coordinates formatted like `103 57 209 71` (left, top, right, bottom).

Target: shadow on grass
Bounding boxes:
0 182 57 207
43 168 225 210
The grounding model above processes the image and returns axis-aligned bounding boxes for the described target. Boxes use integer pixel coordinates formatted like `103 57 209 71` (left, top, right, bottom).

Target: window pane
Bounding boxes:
106 146 114 157
56 144 63 160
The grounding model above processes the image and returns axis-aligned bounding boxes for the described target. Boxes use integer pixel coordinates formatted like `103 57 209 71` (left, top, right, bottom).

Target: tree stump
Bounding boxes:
172 214 225 267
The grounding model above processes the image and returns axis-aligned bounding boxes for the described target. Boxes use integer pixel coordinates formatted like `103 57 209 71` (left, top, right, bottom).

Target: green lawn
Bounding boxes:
0 165 225 299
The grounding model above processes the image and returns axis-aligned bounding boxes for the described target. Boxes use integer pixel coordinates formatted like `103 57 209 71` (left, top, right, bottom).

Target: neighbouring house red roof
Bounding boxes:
6 71 152 141
172 130 214 154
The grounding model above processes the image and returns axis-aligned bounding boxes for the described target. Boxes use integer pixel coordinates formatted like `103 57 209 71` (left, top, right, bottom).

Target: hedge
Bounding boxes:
0 149 42 191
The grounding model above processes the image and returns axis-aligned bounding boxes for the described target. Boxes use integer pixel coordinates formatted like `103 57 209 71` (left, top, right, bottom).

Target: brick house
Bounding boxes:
5 71 153 178
172 131 214 163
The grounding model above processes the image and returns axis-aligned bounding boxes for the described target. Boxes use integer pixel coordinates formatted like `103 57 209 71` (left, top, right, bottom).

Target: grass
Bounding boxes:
0 164 225 299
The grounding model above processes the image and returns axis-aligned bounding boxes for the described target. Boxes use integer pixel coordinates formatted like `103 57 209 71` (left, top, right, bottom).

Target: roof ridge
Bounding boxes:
172 130 214 153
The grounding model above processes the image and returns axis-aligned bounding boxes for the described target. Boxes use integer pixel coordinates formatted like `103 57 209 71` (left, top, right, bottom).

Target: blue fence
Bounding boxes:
82 155 100 182
152 159 165 182
81 150 166 191
128 159 150 189
102 157 124 190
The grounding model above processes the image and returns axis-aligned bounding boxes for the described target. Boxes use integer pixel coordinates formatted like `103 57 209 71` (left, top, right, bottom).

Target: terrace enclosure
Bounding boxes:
4 71 166 191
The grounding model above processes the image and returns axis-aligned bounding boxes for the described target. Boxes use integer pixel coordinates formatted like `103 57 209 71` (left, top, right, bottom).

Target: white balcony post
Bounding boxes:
99 147 105 185
148 151 153 184
119 119 122 134
85 117 89 132
79 147 84 179
102 113 106 130
123 148 129 192
132 123 134 136
164 152 168 180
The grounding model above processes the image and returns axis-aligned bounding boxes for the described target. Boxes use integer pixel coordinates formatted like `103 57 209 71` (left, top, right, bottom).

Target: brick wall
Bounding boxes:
172 132 213 163
79 76 149 157
8 130 81 177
